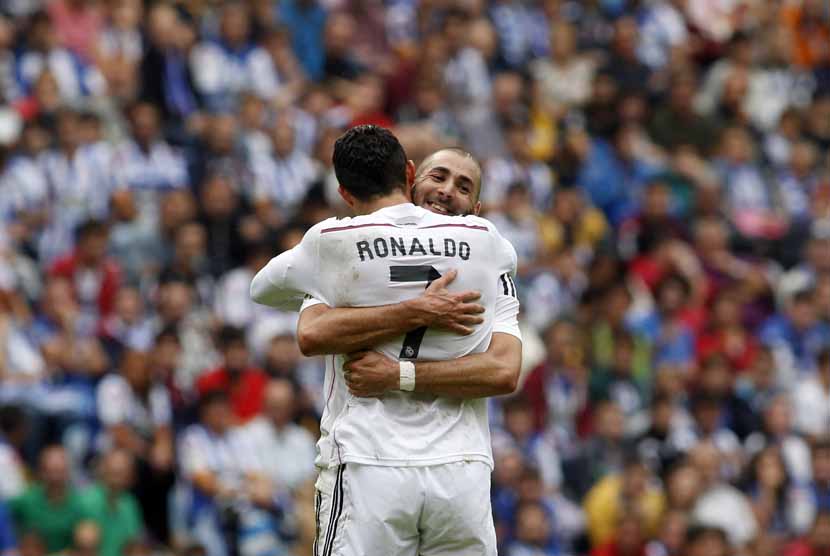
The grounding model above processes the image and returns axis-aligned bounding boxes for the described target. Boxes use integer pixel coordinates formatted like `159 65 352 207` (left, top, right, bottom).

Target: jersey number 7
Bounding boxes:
390 265 441 360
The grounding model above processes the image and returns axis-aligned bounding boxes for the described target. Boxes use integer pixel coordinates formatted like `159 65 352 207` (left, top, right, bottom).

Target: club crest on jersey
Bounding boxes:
355 237 471 262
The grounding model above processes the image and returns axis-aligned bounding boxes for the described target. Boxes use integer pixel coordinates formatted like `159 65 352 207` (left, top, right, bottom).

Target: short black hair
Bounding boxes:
75 219 108 242
198 389 230 414
217 325 246 350
332 125 408 202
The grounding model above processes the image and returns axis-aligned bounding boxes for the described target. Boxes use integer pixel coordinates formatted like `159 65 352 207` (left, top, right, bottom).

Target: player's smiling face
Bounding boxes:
412 150 482 217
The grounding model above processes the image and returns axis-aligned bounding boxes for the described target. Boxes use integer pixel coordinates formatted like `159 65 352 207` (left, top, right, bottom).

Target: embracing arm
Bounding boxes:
296 270 484 356
344 332 522 399
250 228 321 311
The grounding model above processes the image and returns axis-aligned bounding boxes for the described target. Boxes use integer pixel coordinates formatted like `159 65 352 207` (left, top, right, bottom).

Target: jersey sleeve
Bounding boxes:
493 294 522 340
250 223 326 311
299 295 326 313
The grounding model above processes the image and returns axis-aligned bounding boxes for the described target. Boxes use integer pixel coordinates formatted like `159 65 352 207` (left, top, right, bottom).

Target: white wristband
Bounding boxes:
399 360 416 392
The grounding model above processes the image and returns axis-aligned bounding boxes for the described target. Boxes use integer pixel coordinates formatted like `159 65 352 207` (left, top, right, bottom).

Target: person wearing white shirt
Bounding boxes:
112 102 188 227
793 348 830 441
190 3 279 110
37 110 114 264
251 121 318 221
235 379 316 492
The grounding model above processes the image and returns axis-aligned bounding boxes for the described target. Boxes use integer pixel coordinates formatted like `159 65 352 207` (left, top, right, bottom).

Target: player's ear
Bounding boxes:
338 185 356 208
473 201 481 216
405 160 416 188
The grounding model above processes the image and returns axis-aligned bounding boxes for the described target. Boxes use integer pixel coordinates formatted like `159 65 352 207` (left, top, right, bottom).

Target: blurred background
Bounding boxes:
1 0 830 555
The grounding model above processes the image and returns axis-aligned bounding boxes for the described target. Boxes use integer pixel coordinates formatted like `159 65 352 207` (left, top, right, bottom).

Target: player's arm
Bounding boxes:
344 294 522 399
345 332 521 398
296 270 485 356
250 226 321 311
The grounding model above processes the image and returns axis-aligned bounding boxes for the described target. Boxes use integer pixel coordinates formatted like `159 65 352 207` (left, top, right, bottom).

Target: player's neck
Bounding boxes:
355 189 411 215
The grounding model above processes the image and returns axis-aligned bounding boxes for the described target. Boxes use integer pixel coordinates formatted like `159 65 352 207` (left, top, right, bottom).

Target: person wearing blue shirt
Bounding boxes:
760 288 830 376
278 0 327 82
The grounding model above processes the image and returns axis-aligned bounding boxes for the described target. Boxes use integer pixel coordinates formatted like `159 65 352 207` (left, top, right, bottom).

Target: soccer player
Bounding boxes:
250 126 519 555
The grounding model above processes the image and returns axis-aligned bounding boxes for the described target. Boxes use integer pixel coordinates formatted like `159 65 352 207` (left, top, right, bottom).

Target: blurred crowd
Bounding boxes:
1 0 830 556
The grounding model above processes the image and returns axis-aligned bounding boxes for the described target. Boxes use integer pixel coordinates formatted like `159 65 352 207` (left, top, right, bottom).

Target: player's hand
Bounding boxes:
407 269 484 335
343 351 398 397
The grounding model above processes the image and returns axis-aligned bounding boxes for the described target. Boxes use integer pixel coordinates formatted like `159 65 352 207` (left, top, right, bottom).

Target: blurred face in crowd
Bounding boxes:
657 277 688 315
206 115 238 155
201 398 232 433
550 22 576 62
515 504 550 546
57 111 82 152
658 510 688 553
595 401 624 441
78 227 109 266
151 333 180 380
161 190 197 234
615 515 645 554
200 176 238 219
808 236 830 273
720 127 755 164
266 335 302 376
754 448 786 491
814 446 830 485
220 3 250 47
324 12 355 54
130 103 161 147
101 450 134 493
699 356 733 397
115 287 143 324
612 17 639 59
112 0 141 30
121 350 151 393
413 149 481 217
552 187 582 224
223 338 249 373
689 442 722 487
504 403 535 441
174 222 207 269
749 349 775 391
694 218 729 253
39 446 70 493
685 530 729 556
667 464 702 510
763 396 792 436
788 293 817 331
42 277 77 322
157 281 193 323
493 450 524 489
264 380 295 429
643 182 671 219
544 320 579 367
272 122 296 159
73 522 101 556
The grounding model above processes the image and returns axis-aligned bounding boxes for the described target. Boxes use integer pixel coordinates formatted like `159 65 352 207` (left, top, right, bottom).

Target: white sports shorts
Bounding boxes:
312 461 497 556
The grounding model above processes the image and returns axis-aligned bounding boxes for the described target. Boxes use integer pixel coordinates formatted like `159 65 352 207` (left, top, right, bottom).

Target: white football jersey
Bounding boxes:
251 203 520 469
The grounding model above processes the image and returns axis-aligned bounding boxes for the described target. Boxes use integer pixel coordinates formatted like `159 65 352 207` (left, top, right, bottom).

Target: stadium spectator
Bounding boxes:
196 325 267 424
0 2 828 554
9 446 86 554
78 449 142 556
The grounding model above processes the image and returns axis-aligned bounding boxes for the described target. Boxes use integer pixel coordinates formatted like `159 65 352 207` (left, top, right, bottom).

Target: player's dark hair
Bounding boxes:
332 125 408 202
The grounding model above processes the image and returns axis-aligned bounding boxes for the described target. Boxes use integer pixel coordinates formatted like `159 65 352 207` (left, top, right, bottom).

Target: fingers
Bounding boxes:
427 269 457 290
457 302 485 315
446 324 474 336
456 314 485 326
455 290 482 303
345 350 369 361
